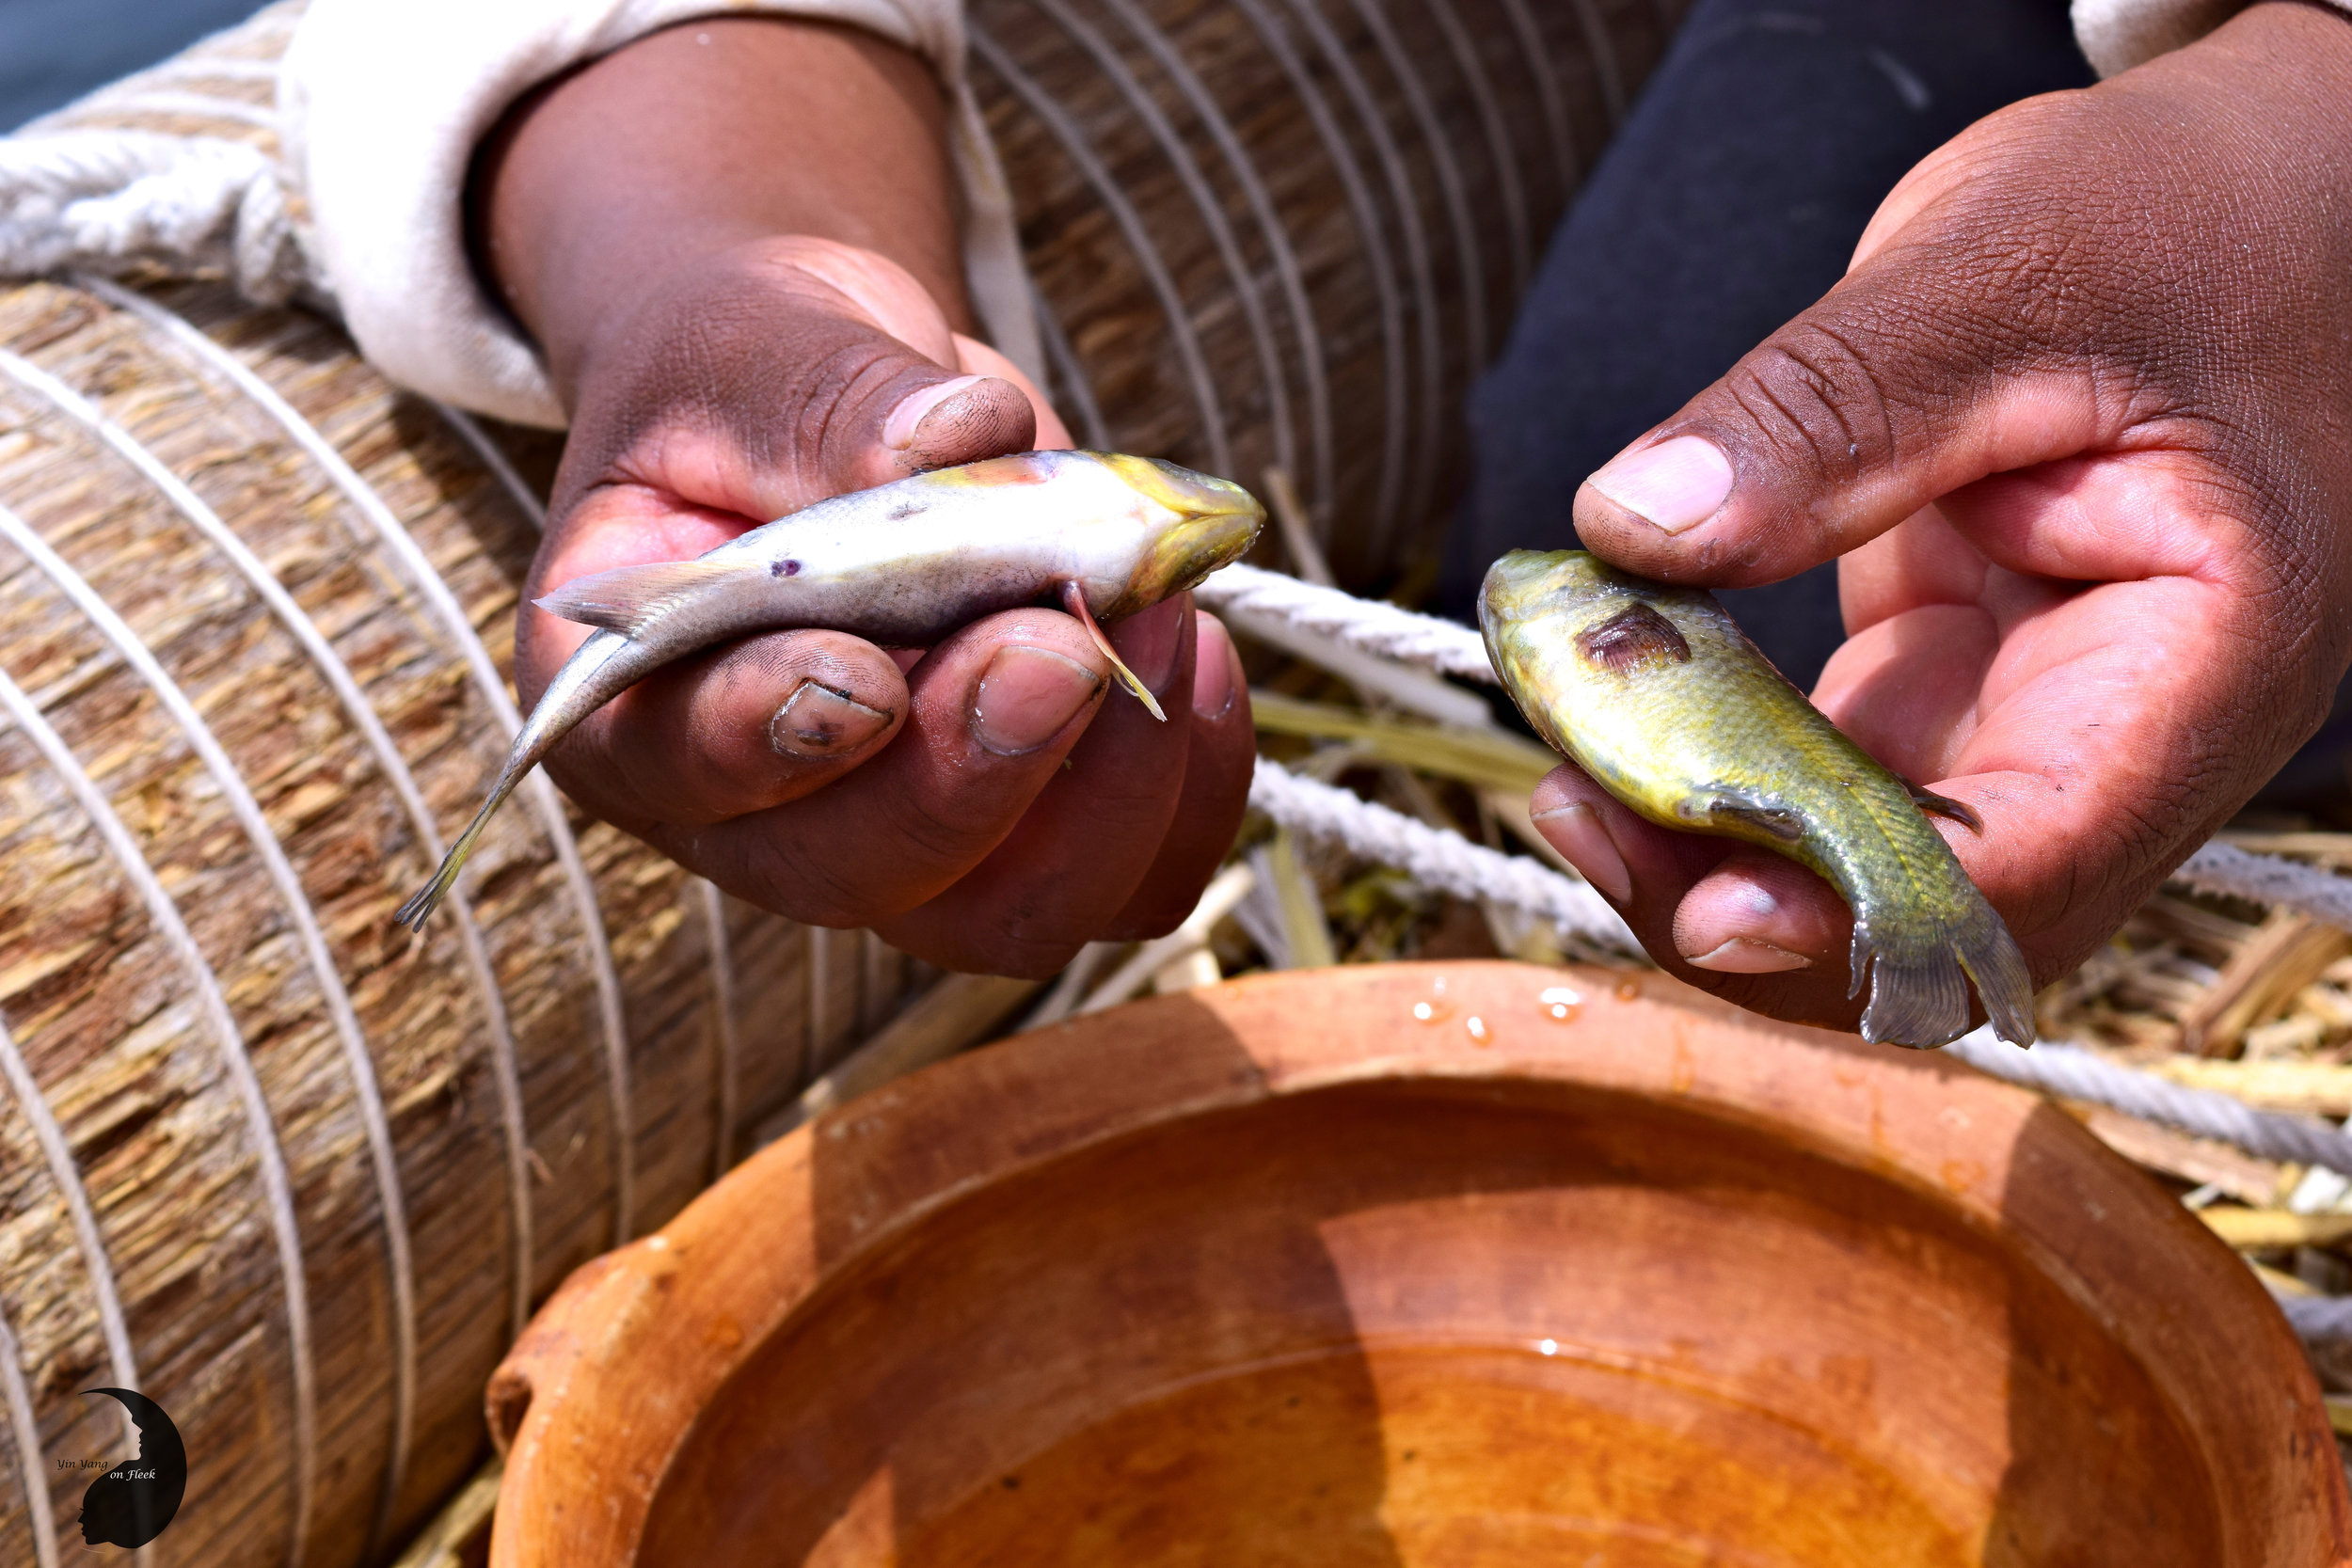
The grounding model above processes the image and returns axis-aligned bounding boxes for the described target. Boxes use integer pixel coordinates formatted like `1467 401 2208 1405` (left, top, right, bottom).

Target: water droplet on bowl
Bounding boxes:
1615 977 1643 1002
1465 1015 1489 1045
1537 1338 1558 1356
1538 986 1581 1022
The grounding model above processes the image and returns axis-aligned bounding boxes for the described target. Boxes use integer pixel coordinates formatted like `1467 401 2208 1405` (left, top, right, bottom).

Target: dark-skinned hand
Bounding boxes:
479 20 1252 976
1531 1 2352 1034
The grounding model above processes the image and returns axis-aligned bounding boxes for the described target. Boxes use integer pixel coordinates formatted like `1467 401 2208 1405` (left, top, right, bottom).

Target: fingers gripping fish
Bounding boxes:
1480 550 2034 1050
394 451 1264 932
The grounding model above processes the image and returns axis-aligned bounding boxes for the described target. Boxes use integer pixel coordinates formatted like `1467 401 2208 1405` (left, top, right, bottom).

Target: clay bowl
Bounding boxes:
485 961 2351 1566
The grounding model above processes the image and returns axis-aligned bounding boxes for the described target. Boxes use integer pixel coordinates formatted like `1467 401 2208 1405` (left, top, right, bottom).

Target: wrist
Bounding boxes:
2153 1 2352 125
560 235 948 397
469 16 970 402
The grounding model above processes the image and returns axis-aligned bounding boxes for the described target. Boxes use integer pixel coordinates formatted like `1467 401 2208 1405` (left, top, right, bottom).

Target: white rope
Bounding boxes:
807 925 834 1080
1947 1027 2352 1177
0 350 431 1524
79 274 639 1248
74 91 280 135
0 1298 58 1568
1254 730 2352 1175
703 880 742 1179
1196 562 1497 680
0 131 307 304
0 1010 141 1443
0 664 317 1568
970 26 1234 482
1252 750 2352 1349
1197 564 2352 937
1211 564 2352 1354
1248 756 1637 953
1222 0 1414 540
1090 0 1337 530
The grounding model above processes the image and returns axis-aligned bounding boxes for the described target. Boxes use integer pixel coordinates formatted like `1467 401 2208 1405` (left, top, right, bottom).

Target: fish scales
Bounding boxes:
1480 550 2032 1049
394 451 1263 932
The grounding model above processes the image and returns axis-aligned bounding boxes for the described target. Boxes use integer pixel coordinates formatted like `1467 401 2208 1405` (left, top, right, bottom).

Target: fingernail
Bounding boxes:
1684 937 1813 974
769 680 892 759
1586 436 1734 535
1191 612 1238 721
1530 801 1632 902
882 374 987 450
972 645 1103 755
1113 594 1186 694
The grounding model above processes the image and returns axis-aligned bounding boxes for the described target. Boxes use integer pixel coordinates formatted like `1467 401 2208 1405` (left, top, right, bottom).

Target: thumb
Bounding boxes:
558 236 1046 523
735 240 1040 504
768 236 1053 474
1567 244 2115 587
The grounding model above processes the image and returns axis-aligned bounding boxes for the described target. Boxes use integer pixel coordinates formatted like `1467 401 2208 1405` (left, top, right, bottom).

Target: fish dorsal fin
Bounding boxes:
534 559 739 637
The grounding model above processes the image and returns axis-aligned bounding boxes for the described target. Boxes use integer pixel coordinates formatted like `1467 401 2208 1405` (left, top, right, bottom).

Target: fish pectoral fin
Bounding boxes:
1684 785 1805 842
1904 782 1983 832
534 559 739 637
1059 580 1168 722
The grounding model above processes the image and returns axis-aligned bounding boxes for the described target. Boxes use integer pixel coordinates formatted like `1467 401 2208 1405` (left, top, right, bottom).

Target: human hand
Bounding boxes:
481 22 1254 974
1530 1 2352 1034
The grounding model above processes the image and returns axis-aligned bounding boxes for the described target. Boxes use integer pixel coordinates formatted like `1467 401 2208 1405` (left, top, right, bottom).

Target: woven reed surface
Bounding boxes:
0 275 910 1568
983 0 1685 583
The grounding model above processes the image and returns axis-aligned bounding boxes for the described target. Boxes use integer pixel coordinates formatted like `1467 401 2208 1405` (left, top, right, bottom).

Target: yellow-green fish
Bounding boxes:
395 450 1263 933
1480 549 2032 1049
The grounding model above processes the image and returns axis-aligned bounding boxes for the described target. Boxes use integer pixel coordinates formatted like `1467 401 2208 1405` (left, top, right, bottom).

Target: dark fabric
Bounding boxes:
0 0 262 132
1443 0 2092 690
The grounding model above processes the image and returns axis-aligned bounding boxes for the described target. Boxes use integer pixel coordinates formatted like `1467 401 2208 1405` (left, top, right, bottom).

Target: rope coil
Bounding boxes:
1248 756 1636 952
0 131 308 303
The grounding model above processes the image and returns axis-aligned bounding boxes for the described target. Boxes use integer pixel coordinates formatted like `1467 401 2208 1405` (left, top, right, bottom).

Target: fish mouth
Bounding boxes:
1097 453 1265 528
1097 453 1266 594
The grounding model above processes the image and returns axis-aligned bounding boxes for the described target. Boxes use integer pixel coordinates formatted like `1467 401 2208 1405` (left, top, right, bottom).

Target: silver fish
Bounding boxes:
395 450 1264 931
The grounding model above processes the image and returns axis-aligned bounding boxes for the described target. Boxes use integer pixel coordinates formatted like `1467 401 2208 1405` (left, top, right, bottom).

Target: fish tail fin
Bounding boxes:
1851 893 2036 1050
535 559 738 637
1058 580 1168 721
392 767 528 934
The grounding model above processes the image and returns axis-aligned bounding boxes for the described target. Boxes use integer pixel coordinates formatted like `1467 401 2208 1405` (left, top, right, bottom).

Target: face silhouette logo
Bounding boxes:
78 1389 186 1549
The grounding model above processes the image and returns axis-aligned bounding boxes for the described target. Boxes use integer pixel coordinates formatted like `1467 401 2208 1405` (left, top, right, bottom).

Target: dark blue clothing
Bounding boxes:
1445 0 2092 691
0 0 261 131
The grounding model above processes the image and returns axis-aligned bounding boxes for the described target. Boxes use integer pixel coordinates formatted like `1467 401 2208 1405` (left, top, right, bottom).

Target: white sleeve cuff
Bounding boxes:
280 0 1038 428
2072 0 2352 75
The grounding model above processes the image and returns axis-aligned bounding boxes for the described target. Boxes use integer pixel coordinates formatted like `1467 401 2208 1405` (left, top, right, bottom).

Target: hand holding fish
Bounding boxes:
447 18 1261 974
1530 3 2352 1037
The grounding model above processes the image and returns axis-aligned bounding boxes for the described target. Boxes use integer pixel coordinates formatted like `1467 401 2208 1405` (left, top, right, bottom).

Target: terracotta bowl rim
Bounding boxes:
485 959 2352 1566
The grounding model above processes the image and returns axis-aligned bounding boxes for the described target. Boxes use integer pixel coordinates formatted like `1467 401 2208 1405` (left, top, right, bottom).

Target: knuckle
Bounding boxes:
880 785 1010 866
960 931 1088 981
728 840 886 927
1721 316 1912 483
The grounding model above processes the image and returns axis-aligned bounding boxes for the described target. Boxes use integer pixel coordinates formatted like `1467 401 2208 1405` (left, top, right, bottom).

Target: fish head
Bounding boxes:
1477 549 1637 627
1096 454 1266 599
1479 550 1712 755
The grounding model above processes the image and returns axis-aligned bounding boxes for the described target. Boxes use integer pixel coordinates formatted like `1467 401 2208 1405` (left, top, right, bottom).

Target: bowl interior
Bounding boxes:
638 1075 2217 1567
